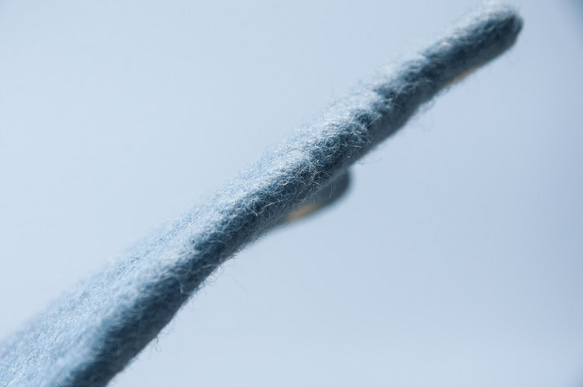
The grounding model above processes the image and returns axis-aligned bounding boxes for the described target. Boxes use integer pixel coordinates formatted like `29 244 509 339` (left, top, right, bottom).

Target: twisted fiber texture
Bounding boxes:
0 3 522 386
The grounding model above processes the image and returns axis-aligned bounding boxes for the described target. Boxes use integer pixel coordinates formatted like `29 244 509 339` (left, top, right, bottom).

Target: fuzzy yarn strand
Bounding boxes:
0 3 523 386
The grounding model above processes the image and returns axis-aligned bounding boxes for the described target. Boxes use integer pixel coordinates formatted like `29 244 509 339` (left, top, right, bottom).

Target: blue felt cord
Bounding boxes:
0 3 522 386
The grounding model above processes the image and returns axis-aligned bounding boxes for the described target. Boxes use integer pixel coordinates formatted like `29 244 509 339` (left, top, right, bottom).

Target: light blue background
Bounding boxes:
0 1 582 386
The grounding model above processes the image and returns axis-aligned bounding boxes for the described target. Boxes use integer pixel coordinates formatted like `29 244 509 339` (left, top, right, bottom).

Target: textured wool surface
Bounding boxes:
0 3 522 387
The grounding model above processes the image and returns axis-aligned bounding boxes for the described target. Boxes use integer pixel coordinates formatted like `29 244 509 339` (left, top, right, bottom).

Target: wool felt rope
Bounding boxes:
0 3 523 386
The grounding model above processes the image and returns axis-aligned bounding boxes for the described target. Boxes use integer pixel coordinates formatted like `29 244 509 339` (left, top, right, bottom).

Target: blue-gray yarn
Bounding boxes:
0 4 522 386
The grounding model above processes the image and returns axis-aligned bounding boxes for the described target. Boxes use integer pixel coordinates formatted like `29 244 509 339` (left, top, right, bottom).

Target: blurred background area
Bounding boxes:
0 1 582 386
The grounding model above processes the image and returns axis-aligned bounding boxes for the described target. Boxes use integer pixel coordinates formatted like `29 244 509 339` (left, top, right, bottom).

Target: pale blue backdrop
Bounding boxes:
0 1 582 386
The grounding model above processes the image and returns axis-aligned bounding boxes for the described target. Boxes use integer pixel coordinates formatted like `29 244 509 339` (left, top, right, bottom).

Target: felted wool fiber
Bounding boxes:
0 3 522 386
